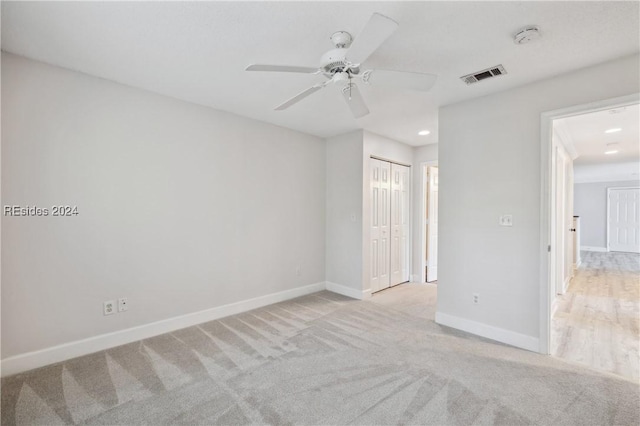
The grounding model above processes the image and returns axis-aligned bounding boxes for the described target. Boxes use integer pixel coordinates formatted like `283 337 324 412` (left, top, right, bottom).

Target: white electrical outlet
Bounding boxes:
473 293 479 305
499 215 513 226
118 297 128 312
104 300 116 316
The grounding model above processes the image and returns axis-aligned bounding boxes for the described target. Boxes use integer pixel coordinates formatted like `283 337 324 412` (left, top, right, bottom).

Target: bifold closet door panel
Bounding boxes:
370 158 391 292
390 163 410 286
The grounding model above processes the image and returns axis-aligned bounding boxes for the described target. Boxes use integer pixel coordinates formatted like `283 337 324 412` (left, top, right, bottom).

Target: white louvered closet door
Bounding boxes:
370 159 391 292
390 163 410 286
370 158 410 293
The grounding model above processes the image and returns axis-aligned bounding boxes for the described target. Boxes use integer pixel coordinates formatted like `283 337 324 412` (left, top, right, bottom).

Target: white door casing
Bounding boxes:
370 159 391 292
608 188 640 253
555 145 565 295
390 163 410 286
400 164 410 283
554 144 572 295
426 166 438 283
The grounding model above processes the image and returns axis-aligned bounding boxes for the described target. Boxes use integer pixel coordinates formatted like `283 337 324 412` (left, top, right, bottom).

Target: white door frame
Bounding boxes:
607 187 640 252
420 160 438 283
538 93 640 355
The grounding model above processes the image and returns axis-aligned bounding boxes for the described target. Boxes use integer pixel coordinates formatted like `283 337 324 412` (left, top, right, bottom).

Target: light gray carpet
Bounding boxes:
2 284 639 425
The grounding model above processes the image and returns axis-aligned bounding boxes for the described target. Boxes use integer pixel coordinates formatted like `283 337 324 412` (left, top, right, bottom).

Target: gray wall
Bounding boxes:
437 53 639 349
325 131 364 291
2 53 326 359
574 180 640 249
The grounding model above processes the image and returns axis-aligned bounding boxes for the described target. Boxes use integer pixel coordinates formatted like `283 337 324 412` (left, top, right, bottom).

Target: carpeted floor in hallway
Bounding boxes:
2 283 639 425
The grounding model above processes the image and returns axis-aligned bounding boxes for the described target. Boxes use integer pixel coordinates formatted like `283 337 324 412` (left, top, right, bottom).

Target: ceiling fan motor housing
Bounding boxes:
321 48 348 74
320 48 359 75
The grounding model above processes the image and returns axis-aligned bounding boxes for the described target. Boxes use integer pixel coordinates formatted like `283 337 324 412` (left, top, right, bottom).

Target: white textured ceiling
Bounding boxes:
559 103 640 165
557 103 640 183
2 1 639 146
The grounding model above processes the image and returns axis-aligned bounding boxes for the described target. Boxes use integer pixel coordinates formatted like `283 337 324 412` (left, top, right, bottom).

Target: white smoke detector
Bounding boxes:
514 26 541 44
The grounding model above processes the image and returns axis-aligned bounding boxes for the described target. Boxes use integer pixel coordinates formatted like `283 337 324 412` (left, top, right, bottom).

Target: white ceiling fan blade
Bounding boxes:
365 69 438 92
341 83 369 118
275 83 326 110
246 64 319 74
347 13 398 65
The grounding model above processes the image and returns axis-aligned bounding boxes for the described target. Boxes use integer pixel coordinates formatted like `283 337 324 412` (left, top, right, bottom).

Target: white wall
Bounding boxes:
437 54 640 350
325 130 364 293
574 180 640 250
1 53 326 360
361 131 414 294
412 144 438 281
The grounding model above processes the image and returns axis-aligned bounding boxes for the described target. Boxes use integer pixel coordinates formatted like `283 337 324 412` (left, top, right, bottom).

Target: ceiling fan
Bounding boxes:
245 13 437 118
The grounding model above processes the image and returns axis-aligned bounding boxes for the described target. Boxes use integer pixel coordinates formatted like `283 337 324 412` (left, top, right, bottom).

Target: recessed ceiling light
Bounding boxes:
605 128 622 133
605 150 619 155
418 130 430 136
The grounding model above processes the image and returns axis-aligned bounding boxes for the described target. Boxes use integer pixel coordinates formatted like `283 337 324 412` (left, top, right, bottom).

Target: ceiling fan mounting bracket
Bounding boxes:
330 31 353 48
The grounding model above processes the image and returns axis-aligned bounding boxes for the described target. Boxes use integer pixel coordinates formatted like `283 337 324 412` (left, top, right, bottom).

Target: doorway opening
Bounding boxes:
541 94 640 380
420 161 438 283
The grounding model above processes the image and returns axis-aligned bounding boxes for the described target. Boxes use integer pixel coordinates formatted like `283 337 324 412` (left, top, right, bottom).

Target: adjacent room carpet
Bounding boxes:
2 284 639 425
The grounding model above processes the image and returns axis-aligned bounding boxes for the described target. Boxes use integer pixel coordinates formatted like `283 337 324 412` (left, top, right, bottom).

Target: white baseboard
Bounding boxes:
325 281 368 300
435 311 540 353
581 246 607 252
0 282 325 378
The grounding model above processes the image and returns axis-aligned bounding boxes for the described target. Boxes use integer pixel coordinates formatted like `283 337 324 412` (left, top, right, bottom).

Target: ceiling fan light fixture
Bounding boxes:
332 72 350 85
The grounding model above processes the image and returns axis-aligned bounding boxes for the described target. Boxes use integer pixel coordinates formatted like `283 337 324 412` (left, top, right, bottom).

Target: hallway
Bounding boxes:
552 251 640 381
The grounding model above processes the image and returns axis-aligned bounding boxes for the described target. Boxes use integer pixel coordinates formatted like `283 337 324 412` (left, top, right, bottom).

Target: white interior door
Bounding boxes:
426 166 438 283
370 159 391 292
390 163 410 286
609 188 640 253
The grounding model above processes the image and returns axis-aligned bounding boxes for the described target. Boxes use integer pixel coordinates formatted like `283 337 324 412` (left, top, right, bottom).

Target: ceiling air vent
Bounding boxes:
460 65 507 85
